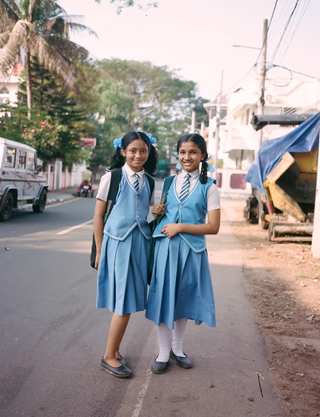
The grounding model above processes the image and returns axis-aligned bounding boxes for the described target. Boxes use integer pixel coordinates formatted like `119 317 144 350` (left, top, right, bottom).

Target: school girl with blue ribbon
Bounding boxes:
146 133 221 374
93 131 158 378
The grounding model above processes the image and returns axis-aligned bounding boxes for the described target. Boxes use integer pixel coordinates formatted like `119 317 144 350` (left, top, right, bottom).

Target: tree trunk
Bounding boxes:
26 48 33 120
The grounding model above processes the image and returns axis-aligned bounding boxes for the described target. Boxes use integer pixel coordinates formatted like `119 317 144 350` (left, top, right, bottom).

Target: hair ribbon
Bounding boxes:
113 137 123 149
204 155 215 172
147 133 157 144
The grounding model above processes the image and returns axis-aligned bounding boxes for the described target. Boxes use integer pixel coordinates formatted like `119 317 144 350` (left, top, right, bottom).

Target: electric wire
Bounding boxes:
224 0 279 96
277 0 311 64
269 0 301 65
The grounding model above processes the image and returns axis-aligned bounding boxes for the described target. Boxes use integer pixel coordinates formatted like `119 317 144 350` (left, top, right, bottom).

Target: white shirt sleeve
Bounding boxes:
96 171 112 202
207 183 220 211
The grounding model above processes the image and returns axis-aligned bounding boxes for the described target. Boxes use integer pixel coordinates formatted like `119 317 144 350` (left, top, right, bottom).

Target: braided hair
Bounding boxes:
176 133 209 184
110 131 158 175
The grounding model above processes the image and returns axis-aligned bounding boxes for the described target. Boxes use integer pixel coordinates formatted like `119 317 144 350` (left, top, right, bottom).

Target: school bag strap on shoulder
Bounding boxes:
147 175 174 284
90 168 122 269
145 172 155 197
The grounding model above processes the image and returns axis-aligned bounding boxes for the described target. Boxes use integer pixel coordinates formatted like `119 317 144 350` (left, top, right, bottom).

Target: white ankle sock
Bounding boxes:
156 323 171 362
172 318 188 357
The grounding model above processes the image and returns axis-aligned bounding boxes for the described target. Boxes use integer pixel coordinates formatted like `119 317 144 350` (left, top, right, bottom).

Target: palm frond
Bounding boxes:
25 23 76 89
0 0 21 25
0 20 76 91
0 31 10 48
42 16 97 38
0 20 25 76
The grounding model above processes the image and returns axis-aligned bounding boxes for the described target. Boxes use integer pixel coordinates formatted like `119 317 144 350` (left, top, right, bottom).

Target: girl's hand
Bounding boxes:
94 252 101 270
152 203 166 217
161 223 181 239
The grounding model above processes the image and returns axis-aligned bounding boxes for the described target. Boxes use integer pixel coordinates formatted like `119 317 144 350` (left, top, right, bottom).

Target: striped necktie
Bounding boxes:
179 173 191 202
133 173 139 191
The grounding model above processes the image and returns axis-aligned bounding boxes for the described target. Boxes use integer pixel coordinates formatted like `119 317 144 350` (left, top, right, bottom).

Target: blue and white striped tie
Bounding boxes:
133 173 139 191
179 173 191 202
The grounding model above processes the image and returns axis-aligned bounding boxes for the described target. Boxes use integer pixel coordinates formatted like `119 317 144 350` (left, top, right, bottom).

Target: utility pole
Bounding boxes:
190 110 196 133
258 18 268 150
214 70 224 177
312 145 320 258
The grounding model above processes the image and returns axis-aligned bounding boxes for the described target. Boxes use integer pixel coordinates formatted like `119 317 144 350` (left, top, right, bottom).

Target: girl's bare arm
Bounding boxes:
93 199 107 269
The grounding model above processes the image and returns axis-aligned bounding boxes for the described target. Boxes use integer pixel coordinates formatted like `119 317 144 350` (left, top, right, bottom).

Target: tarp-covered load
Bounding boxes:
245 112 320 193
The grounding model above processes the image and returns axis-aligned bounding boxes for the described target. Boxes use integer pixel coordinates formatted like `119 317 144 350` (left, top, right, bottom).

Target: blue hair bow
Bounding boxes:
173 151 182 170
147 133 157 145
204 155 215 172
113 136 123 149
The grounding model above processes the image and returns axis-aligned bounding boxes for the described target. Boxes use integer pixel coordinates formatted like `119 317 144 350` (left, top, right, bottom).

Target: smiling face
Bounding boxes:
178 140 205 173
121 138 149 172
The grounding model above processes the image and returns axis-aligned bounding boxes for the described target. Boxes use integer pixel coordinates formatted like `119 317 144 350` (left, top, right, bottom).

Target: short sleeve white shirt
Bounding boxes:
96 163 155 206
176 169 220 211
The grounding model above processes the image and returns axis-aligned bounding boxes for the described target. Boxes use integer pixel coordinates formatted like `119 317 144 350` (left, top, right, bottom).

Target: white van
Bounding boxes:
0 137 48 221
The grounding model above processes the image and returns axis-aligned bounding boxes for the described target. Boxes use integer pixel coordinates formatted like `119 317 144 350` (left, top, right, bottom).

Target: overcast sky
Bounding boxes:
59 0 320 100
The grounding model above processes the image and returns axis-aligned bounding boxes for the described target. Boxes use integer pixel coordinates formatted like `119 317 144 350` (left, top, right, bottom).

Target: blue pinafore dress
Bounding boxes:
96 169 152 315
146 176 216 330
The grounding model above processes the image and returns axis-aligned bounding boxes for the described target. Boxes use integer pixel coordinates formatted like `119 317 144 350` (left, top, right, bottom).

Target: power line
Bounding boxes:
271 64 320 80
278 0 311 64
224 0 279 96
269 0 301 65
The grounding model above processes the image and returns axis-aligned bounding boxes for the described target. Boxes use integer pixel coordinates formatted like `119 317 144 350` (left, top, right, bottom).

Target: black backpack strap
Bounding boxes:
145 173 155 201
160 175 174 204
105 168 122 218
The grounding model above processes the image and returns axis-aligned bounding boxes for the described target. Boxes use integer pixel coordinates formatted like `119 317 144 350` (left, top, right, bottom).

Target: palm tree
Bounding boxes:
0 0 96 119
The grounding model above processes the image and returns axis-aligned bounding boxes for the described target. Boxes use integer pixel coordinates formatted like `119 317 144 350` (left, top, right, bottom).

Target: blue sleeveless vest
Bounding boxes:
153 176 214 252
104 169 151 240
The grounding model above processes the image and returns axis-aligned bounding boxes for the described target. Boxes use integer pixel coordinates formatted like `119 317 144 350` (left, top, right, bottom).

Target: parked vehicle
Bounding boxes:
244 113 319 242
0 138 48 221
78 180 94 197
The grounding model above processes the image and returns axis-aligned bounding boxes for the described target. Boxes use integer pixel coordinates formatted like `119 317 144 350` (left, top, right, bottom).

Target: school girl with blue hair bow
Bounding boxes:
146 133 220 374
93 131 158 378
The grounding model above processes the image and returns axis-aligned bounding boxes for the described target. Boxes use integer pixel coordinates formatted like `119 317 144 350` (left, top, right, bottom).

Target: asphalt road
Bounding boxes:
0 186 283 417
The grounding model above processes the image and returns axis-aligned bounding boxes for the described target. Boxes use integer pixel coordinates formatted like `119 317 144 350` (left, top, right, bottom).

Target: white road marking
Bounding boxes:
131 369 153 417
57 219 93 235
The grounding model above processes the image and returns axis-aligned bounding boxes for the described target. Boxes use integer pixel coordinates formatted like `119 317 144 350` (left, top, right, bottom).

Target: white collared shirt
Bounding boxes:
176 169 220 211
96 163 155 205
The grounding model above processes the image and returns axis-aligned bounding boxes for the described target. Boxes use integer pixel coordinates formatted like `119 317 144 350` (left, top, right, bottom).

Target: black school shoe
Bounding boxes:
117 354 127 366
100 357 132 378
151 358 169 374
170 349 192 369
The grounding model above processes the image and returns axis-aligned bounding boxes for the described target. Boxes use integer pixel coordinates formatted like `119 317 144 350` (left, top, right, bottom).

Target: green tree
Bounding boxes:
93 59 208 161
0 103 90 167
95 0 158 14
0 0 95 118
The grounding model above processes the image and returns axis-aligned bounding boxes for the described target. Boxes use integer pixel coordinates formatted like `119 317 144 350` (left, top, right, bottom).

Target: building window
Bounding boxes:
0 87 9 94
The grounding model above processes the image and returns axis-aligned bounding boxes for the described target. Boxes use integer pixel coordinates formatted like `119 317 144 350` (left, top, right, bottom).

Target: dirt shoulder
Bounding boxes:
230 204 320 417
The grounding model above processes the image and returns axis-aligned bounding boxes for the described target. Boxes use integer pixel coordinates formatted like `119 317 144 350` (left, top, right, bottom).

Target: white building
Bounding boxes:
205 77 320 197
0 63 24 106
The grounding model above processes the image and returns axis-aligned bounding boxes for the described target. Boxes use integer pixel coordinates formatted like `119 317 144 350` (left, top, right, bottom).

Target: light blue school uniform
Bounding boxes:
97 168 152 315
146 175 216 330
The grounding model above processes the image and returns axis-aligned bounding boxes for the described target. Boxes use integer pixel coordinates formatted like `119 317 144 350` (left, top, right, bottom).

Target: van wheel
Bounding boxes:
33 189 47 213
0 193 14 221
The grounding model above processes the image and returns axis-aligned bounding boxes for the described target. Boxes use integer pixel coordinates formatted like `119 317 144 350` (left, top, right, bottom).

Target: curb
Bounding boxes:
46 196 78 205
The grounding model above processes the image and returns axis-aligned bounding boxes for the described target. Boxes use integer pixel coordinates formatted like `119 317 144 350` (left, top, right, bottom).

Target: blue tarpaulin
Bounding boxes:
245 112 320 193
